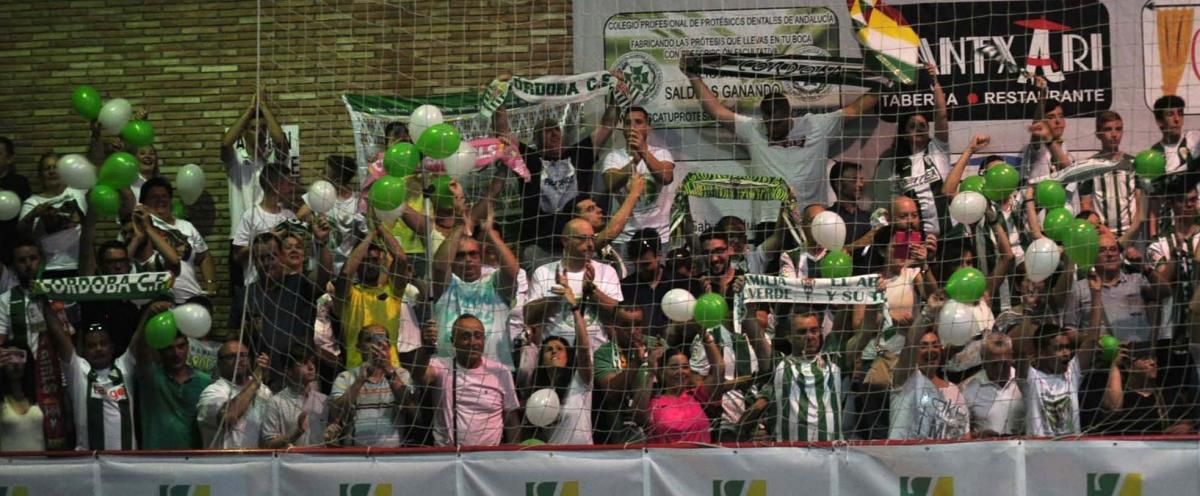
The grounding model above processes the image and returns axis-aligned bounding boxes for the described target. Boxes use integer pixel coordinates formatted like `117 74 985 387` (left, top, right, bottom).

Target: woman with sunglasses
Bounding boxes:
517 266 594 444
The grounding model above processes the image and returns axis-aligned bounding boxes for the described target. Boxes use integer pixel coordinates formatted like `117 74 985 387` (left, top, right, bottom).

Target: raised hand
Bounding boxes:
253 352 270 382
421 319 439 348
967 134 990 152
551 265 579 308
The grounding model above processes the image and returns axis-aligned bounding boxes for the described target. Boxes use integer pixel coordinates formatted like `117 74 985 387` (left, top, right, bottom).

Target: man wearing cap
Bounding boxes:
491 80 621 269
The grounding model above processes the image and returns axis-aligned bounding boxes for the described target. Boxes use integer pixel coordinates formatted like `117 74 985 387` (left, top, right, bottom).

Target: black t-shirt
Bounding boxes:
519 137 600 249
246 273 320 389
620 269 705 332
832 203 873 275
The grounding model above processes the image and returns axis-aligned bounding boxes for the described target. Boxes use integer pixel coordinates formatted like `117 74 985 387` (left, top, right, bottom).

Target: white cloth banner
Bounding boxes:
4 441 1199 495
739 273 885 306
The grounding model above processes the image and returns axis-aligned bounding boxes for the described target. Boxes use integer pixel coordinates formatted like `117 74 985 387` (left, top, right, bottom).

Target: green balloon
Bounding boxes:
1099 335 1120 364
959 175 986 195
431 175 455 210
368 175 406 211
820 251 852 278
982 163 1020 202
72 86 102 120
89 185 121 218
145 311 178 350
120 119 155 148
171 198 186 219
945 267 987 303
1042 207 1074 241
417 123 461 159
520 438 545 447
1034 179 1067 209
99 152 139 188
693 292 728 329
384 142 421 178
1063 219 1100 269
1134 149 1167 181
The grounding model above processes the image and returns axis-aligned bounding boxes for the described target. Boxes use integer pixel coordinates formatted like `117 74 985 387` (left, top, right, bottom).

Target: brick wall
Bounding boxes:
0 0 574 325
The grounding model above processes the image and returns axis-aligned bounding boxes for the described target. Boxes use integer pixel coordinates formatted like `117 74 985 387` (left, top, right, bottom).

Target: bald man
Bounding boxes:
853 195 936 275
527 218 624 353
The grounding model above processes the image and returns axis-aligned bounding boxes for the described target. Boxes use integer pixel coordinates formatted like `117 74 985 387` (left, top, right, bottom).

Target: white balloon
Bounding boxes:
306 180 338 215
0 191 20 221
409 105 444 144
810 211 847 250
525 388 561 428
57 154 96 190
443 142 478 179
98 98 132 135
937 300 976 347
949 191 987 225
175 164 206 205
172 303 212 339
376 204 405 223
1025 237 1061 283
661 288 696 323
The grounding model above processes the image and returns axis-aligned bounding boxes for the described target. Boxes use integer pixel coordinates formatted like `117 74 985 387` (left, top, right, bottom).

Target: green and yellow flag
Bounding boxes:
848 0 921 86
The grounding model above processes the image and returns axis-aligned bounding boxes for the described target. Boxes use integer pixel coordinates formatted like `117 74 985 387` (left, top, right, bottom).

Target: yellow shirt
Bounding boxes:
390 195 426 256
342 283 403 369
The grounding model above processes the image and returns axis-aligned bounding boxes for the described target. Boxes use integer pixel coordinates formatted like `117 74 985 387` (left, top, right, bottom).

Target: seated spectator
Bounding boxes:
138 330 212 449
0 345 43 451
262 349 328 448
527 219 624 352
431 203 520 370
45 298 156 450
601 106 676 260
328 325 414 447
18 153 87 278
197 341 272 449
960 332 1025 437
634 340 725 444
517 269 593 444
413 314 520 447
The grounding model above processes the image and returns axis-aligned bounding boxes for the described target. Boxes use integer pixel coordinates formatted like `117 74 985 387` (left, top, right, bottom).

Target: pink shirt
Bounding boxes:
647 388 711 443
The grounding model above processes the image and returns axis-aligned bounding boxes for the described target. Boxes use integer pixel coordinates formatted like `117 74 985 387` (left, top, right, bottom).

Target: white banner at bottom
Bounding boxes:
0 440 1197 495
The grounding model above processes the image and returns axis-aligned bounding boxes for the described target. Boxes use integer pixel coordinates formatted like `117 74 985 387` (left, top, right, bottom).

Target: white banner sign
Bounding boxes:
740 273 885 306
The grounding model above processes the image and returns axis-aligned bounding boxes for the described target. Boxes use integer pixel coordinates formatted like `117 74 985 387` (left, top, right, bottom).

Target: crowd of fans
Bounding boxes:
0 63 1198 451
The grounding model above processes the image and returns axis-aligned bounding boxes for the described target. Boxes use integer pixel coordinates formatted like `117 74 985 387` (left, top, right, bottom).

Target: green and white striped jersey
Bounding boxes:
760 353 843 442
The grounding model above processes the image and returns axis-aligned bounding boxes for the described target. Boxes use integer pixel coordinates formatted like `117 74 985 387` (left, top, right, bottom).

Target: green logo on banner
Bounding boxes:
525 481 579 496
339 484 393 496
1087 473 1142 496
712 480 767 496
0 486 29 496
158 485 210 496
899 476 954 496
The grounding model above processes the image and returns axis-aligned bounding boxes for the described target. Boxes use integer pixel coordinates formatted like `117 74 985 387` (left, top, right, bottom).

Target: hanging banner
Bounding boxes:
32 272 172 301
740 273 885 306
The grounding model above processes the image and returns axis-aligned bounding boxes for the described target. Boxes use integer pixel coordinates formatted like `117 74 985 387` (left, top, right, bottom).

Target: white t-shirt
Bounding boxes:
896 139 952 236
600 146 677 245
232 204 296 285
197 377 273 449
543 373 594 445
733 111 842 209
151 215 209 303
429 356 519 447
261 386 328 447
0 398 44 451
960 367 1025 436
884 267 922 322
434 272 514 371
1022 356 1082 437
330 367 411 447
225 146 277 237
67 351 138 450
302 192 364 273
19 189 88 272
888 372 969 440
528 260 623 353
481 265 529 347
1160 130 1200 177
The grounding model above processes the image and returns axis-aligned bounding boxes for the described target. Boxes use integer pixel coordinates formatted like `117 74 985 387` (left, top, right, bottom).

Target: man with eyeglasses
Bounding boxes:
1065 232 1165 344
527 219 625 353
196 340 272 449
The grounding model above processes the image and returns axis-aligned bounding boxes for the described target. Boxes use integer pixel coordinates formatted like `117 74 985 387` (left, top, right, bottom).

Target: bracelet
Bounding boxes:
570 302 581 313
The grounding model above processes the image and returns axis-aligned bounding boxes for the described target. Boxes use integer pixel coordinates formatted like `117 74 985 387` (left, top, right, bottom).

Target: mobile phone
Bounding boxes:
0 349 27 365
892 230 922 261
